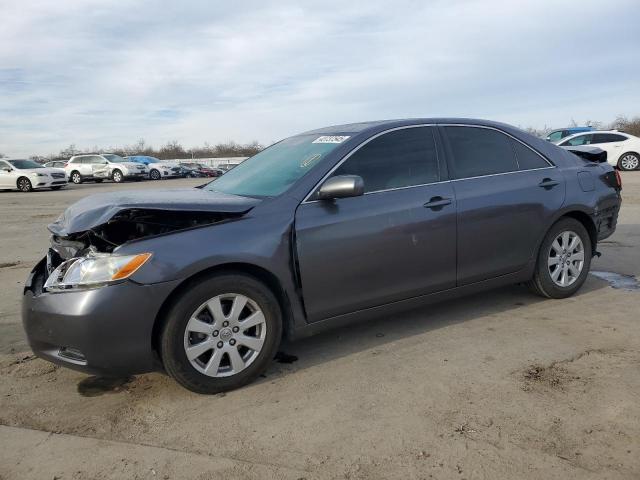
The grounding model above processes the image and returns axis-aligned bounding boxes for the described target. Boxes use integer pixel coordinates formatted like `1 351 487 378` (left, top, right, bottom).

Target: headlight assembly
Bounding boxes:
44 252 152 291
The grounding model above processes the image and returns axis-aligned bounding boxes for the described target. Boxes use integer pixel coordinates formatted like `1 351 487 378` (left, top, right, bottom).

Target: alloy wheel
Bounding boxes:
113 170 123 182
18 178 32 192
620 154 639 171
183 293 267 378
548 230 585 287
71 172 81 184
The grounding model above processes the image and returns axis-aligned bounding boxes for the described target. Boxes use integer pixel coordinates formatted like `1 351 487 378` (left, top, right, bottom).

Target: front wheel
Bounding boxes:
17 177 33 192
161 273 282 394
70 171 82 184
528 218 592 298
150 169 161 180
112 169 123 183
618 153 639 171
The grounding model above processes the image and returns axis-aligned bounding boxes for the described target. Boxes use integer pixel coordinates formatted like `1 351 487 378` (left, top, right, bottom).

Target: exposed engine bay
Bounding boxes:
48 208 240 270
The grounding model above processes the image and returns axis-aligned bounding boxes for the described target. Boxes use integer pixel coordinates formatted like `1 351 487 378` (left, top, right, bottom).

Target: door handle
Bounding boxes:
538 178 560 189
423 196 452 209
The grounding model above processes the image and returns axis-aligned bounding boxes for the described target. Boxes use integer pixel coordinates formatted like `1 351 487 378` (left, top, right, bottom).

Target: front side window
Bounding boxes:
332 127 440 193
444 126 518 179
547 131 562 142
561 134 592 146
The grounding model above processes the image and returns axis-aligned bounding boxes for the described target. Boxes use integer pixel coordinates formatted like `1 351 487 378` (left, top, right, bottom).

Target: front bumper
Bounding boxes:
22 258 181 376
33 177 67 188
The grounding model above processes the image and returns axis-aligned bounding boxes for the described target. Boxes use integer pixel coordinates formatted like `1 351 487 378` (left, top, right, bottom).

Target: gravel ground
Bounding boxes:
1 175 639 479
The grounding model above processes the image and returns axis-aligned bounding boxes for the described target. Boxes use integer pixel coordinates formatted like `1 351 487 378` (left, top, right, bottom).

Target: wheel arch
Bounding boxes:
558 210 598 255
151 262 294 360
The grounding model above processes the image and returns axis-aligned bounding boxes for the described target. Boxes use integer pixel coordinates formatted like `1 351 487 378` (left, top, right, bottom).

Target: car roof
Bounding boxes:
561 130 629 141
300 118 521 135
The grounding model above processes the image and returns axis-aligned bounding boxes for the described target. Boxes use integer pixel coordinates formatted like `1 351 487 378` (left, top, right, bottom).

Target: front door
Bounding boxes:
0 161 14 188
295 126 457 322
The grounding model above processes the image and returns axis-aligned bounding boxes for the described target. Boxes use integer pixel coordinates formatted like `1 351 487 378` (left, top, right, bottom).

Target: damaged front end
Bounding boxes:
47 208 241 275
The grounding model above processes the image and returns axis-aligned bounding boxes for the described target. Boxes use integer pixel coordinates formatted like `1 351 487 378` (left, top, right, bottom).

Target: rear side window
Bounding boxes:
593 133 627 143
332 126 440 193
510 140 550 170
444 126 518 179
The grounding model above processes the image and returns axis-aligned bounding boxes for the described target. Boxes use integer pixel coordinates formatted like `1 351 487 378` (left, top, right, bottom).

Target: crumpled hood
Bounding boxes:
49 188 261 236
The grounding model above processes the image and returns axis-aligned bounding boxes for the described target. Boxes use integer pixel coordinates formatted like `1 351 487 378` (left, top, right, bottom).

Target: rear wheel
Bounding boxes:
112 169 123 183
161 273 282 394
70 171 82 184
17 177 33 192
528 218 591 298
618 153 639 171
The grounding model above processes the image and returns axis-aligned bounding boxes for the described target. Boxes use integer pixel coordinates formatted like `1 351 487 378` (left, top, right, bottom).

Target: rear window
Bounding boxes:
444 126 518 179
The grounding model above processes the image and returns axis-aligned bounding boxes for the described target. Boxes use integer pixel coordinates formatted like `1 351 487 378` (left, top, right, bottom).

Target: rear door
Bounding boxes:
441 125 565 286
294 126 457 322
592 133 629 165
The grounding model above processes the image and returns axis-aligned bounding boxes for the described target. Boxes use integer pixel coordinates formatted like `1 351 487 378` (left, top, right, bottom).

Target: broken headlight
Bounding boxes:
44 252 152 291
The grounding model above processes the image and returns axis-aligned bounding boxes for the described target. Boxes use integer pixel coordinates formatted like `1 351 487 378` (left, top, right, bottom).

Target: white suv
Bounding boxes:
558 131 640 171
67 154 149 183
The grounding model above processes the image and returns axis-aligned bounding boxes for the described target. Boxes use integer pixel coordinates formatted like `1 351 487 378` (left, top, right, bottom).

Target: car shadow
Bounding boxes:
262 277 608 382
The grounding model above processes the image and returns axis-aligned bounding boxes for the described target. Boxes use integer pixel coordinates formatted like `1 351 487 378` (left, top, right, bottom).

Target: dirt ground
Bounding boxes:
1 175 639 479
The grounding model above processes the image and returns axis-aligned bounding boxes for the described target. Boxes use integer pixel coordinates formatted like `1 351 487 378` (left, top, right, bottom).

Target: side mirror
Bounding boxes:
317 175 364 200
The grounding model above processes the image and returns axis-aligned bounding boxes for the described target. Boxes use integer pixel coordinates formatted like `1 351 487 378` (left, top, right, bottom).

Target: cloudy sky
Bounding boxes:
1 0 639 156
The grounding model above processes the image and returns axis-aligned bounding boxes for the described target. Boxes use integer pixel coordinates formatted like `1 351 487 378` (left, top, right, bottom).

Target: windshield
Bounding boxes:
103 154 126 162
8 160 43 169
140 156 159 163
205 134 343 197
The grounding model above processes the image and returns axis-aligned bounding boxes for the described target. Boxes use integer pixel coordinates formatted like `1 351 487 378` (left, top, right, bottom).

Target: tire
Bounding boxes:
618 153 639 171
150 169 161 180
94 179 104 183
112 169 123 183
17 177 33 192
70 171 82 184
527 217 592 299
50 186 64 191
161 273 282 394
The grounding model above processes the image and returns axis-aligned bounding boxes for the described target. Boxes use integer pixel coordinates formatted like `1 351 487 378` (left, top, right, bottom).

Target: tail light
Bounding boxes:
615 170 622 189
604 170 622 191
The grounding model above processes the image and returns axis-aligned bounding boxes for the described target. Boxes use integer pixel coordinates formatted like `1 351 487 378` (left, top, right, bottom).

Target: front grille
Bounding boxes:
51 172 65 179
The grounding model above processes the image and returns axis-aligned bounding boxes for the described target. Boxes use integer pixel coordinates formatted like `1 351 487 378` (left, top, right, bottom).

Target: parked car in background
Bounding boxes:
127 155 181 180
43 161 67 169
557 131 640 171
65 155 109 184
67 154 148 183
180 162 223 177
23 118 622 393
546 126 593 143
217 163 240 173
0 159 67 192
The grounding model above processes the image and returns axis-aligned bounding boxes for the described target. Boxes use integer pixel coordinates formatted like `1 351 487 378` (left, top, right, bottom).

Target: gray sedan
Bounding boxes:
22 118 622 393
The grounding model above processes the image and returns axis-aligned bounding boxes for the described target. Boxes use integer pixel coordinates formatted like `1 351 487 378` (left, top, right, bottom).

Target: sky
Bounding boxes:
1 0 639 157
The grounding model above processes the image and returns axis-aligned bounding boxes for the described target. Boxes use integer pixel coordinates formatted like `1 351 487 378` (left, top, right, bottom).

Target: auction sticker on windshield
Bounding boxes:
312 135 350 144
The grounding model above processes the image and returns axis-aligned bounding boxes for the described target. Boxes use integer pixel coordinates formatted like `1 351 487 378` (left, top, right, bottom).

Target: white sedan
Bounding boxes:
557 131 640 171
0 159 67 192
